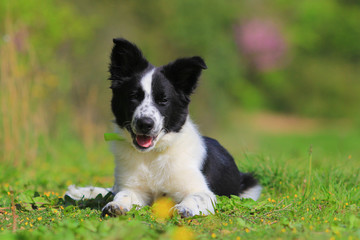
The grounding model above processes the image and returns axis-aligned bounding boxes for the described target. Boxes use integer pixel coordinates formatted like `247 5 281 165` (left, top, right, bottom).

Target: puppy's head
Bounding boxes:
109 38 207 152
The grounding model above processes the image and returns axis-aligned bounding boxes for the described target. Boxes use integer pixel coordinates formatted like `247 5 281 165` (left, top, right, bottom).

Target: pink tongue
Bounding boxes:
136 135 153 148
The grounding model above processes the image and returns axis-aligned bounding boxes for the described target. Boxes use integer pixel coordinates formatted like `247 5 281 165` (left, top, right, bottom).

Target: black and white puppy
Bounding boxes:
66 38 262 217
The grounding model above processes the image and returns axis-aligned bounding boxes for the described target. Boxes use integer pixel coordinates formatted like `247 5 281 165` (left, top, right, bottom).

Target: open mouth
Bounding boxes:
135 135 155 149
125 126 158 150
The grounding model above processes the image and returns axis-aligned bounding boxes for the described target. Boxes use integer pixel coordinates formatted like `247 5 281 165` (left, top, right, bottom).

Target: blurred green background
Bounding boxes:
1 0 359 180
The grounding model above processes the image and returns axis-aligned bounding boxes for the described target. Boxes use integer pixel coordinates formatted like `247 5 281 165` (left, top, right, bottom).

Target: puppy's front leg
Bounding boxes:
102 190 146 217
175 192 216 218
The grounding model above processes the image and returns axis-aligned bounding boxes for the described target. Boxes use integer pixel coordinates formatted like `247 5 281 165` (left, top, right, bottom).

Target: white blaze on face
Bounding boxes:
131 68 163 137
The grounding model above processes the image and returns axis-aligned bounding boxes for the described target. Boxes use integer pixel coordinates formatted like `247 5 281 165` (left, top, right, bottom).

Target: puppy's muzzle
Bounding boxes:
135 117 155 135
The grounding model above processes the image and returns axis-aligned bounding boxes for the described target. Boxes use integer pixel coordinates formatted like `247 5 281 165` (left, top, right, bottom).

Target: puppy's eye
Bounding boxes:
155 96 168 106
129 91 143 100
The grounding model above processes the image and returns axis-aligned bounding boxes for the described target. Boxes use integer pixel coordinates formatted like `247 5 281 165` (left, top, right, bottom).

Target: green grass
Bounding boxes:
1 130 359 240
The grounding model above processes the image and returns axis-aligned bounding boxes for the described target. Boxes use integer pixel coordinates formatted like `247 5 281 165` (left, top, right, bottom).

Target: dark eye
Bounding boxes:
129 90 143 101
155 95 168 106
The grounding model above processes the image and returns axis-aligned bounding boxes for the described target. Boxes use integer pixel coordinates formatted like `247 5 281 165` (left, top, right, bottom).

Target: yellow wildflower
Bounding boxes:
171 227 194 240
152 197 175 220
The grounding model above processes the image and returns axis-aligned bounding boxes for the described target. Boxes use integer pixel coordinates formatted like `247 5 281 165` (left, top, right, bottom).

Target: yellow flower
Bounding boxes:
37 217 42 221
301 217 305 220
171 227 194 240
236 237 241 240
152 197 175 220
245 228 250 233
294 194 298 198
281 228 286 233
211 233 216 238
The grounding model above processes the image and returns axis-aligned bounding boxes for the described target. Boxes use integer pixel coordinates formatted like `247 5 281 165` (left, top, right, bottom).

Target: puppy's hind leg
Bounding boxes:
65 185 113 200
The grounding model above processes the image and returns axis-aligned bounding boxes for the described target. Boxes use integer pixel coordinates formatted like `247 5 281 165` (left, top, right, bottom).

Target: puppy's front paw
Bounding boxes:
101 202 128 217
174 204 194 218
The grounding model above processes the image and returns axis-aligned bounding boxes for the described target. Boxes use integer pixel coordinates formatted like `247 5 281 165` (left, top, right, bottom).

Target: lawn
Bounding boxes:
0 126 359 240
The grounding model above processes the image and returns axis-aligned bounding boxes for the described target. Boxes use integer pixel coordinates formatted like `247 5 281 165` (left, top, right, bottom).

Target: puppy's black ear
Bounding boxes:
109 38 149 86
162 56 207 96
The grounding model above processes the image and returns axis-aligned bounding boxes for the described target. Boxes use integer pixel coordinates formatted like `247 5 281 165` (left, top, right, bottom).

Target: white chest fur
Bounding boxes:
111 118 211 205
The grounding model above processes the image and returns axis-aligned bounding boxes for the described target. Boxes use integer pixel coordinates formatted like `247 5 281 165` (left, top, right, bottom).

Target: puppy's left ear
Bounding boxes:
163 56 207 96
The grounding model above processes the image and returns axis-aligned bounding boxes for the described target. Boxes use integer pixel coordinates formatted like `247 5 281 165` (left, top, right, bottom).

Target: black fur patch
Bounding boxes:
201 137 258 197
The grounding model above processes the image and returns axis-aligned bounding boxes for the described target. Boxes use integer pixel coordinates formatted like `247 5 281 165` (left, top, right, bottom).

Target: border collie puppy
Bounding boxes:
66 38 262 217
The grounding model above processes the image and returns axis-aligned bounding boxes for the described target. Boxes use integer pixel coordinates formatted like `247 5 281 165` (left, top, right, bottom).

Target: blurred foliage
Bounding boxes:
0 0 95 165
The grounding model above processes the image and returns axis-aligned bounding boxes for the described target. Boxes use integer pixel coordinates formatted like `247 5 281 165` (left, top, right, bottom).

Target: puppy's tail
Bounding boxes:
65 185 113 200
239 173 262 201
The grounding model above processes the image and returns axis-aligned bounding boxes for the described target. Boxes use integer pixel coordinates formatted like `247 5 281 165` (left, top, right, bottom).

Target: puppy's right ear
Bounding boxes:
109 38 149 85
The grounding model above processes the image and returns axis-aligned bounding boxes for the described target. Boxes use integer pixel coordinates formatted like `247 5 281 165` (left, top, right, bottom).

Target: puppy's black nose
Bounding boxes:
136 117 154 134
